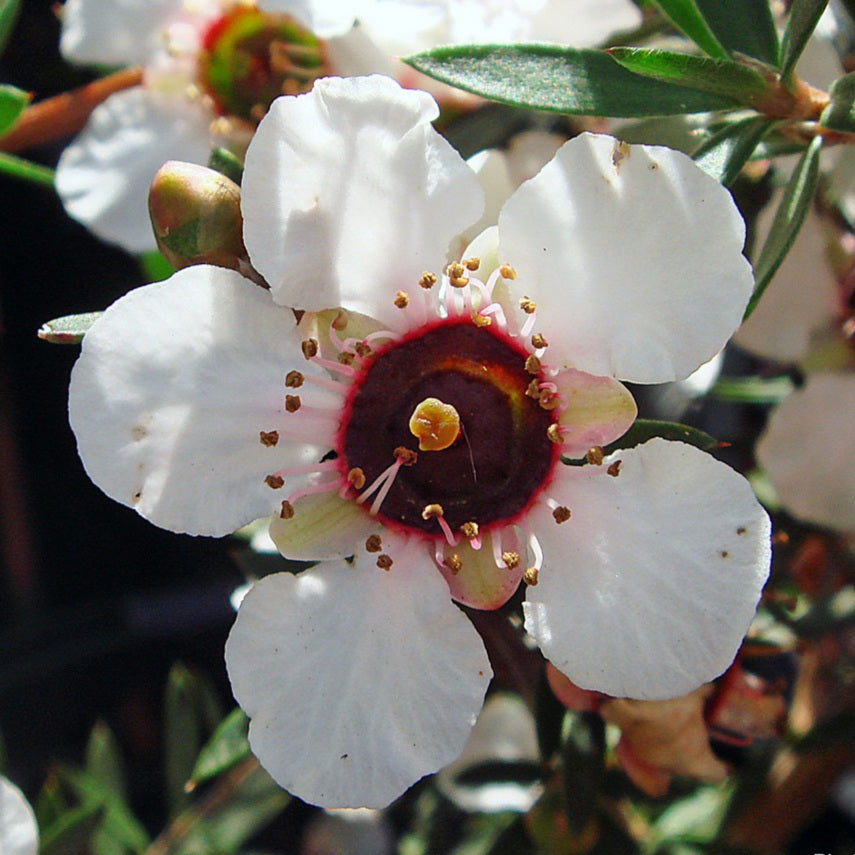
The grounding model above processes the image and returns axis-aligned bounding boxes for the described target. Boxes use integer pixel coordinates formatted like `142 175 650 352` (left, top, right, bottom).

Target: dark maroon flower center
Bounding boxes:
339 320 558 534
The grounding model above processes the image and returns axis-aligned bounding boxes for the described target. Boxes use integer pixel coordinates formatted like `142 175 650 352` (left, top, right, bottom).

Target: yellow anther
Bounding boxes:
365 533 382 552
460 521 479 539
444 554 463 575
519 296 537 314
499 263 517 280
408 397 461 451
354 341 372 358
347 467 366 490
547 423 563 444
502 551 520 569
586 446 605 466
472 312 492 327
524 354 541 375
446 262 469 288
531 333 549 349
337 351 355 366
463 257 480 271
523 567 539 586
394 447 419 466
285 370 304 388
285 394 301 412
422 503 444 520
301 338 319 359
394 290 410 308
419 272 438 289
377 554 393 570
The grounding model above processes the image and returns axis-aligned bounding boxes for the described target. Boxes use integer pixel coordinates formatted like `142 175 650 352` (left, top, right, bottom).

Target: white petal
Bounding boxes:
269 490 378 560
225 553 492 808
55 88 213 253
60 0 182 65
757 374 855 531
0 778 38 855
734 202 838 363
262 0 358 37
242 75 484 327
524 438 770 699
499 133 754 383
69 266 334 536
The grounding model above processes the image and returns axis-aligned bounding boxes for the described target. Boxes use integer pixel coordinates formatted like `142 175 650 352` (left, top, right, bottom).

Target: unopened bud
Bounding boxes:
149 161 246 271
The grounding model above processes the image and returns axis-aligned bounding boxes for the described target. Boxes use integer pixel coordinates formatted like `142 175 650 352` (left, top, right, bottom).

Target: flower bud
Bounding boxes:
149 161 246 271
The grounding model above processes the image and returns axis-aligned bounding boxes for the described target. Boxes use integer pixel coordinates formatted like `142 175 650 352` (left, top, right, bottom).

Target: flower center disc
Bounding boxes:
199 8 327 121
340 320 558 534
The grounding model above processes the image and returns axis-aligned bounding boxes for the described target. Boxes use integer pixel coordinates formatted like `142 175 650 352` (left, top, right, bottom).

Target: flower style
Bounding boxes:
56 0 640 253
69 75 771 808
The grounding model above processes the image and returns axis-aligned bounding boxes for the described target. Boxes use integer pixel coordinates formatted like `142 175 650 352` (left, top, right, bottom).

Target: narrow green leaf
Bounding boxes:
39 801 104 855
694 0 780 66
0 83 27 135
171 761 289 855
38 311 103 344
607 419 720 455
86 721 128 806
692 115 772 185
560 713 605 837
406 45 741 117
820 71 855 133
746 135 822 319
0 0 21 54
0 150 54 185
651 0 728 58
164 664 218 816
711 375 795 403
608 48 768 102
780 0 830 79
190 708 251 786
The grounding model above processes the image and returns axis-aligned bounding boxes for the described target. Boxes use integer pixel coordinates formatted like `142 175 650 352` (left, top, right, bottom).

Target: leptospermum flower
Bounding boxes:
69 75 772 808
56 0 640 253
0 777 38 855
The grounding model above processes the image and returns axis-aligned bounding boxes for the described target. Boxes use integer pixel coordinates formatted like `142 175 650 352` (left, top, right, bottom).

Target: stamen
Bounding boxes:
377 554 393 570
523 567 539 585
354 341 373 358
446 262 469 288
607 459 623 477
409 397 461 451
347 467 366 490
524 354 541 375
463 257 480 271
531 333 549 350
499 263 517 280
552 505 572 524
285 476 342 505
519 296 537 314
502 550 521 569
279 500 295 519
394 290 410 308
301 338 319 359
356 448 416 516
365 533 382 552
285 370 304 388
421 503 456 545
285 394 301 412
546 423 564 444
337 351 355 366
264 474 285 489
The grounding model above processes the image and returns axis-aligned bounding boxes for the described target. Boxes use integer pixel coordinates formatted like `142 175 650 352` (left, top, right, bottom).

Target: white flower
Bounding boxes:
69 75 771 809
0 777 38 855
56 0 640 253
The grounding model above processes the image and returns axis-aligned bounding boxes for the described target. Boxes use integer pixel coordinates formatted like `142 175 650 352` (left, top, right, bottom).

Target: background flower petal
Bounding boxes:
69 266 332 536
55 88 213 253
757 374 855 531
242 75 484 327
524 438 770 699
499 133 754 383
225 554 492 808
0 778 38 855
60 0 184 65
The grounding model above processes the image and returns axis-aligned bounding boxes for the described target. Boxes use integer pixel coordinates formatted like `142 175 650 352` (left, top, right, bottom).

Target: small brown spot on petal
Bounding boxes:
259 430 279 447
737 526 747 535
607 460 622 477
131 424 147 441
